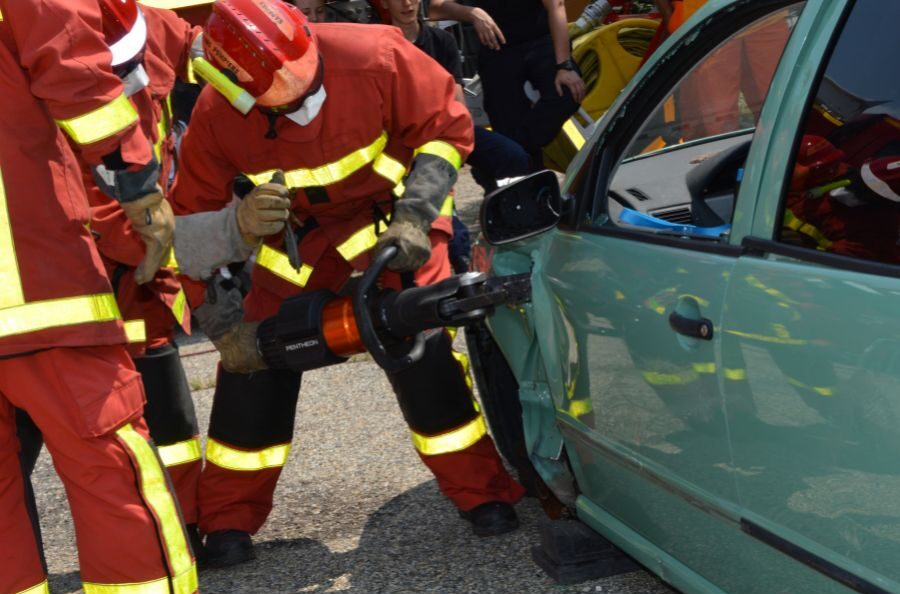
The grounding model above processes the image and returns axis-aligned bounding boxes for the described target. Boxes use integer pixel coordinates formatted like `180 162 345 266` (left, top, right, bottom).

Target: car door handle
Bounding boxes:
668 311 714 340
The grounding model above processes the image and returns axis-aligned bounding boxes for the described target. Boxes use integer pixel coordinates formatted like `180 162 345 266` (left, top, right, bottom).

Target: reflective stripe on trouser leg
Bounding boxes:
383 329 525 510
199 367 302 535
0 348 196 593
110 424 197 594
134 344 202 524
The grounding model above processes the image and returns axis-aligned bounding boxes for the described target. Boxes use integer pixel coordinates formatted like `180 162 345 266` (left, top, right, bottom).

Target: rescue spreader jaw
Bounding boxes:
256 245 532 374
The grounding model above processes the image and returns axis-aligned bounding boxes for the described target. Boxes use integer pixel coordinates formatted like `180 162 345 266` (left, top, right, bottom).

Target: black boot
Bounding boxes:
459 502 519 537
204 530 256 568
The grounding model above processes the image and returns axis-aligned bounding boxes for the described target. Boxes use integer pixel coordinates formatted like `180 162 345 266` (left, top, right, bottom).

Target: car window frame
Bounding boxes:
742 0 900 280
568 0 809 258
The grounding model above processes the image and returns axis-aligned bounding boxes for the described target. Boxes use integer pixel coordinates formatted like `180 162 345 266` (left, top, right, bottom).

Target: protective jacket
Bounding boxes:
0 0 154 357
86 5 200 353
173 23 471 305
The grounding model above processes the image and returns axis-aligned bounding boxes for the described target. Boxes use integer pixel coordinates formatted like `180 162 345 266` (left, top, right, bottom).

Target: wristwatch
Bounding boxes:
556 58 578 71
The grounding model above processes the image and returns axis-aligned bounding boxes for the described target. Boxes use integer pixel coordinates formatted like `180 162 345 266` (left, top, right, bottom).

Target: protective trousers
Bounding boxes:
15 343 202 526
198 236 524 535
0 346 197 594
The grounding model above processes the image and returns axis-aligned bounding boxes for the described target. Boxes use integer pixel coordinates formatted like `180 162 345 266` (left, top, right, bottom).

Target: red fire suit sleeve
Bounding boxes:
142 5 203 85
3 0 153 168
382 29 474 165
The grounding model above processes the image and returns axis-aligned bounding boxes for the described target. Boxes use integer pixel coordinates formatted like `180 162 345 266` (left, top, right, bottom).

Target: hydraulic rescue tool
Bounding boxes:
256 246 531 373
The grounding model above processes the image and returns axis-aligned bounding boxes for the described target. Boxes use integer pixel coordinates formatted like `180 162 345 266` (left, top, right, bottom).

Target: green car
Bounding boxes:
468 1 900 592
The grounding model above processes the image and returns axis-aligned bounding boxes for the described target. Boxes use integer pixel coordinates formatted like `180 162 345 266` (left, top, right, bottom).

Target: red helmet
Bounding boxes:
204 0 319 107
99 0 147 67
790 134 849 192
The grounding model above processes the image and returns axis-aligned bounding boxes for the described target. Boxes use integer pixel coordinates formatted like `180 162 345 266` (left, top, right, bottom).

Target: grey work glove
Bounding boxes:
236 170 291 245
376 153 459 272
375 218 432 272
193 274 266 374
120 190 176 284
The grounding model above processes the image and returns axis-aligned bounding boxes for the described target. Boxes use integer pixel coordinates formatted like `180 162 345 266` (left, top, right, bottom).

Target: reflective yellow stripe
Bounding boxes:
336 218 387 262
0 168 24 308
415 141 462 170
334 194 450 263
783 210 833 250
724 367 747 381
786 376 834 397
124 319 147 343
15 580 49 594
564 398 593 418
562 120 586 150
255 244 314 287
692 362 716 374
170 287 187 325
84 576 171 594
0 8 4 21
725 329 808 345
206 438 290 471
245 132 388 188
161 247 179 270
641 369 698 386
372 152 407 186
0 294 122 339
115 424 195 592
83 566 197 594
56 94 139 146
411 414 486 456
439 194 454 217
158 437 202 467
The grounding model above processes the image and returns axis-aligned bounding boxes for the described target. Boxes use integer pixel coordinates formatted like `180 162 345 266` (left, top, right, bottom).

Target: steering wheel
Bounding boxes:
685 138 752 227
352 245 427 373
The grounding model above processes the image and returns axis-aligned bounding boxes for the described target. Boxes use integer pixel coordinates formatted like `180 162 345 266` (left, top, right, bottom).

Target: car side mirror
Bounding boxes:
480 170 562 245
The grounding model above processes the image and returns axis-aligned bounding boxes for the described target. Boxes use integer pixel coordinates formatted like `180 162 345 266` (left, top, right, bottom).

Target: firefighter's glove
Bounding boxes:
214 321 267 374
376 217 432 272
236 170 291 246
121 190 176 284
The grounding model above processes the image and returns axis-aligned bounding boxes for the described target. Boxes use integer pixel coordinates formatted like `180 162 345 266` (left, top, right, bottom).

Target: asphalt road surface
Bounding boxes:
29 168 678 594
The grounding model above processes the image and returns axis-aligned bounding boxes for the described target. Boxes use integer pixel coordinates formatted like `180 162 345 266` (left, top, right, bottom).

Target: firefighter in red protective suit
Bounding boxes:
0 1 198 592
170 0 526 567
15 0 209 555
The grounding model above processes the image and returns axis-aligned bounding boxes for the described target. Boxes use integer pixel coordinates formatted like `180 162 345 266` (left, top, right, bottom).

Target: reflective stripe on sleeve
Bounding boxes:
245 132 388 189
415 141 463 170
562 120 586 150
56 94 139 146
15 580 49 594
411 414 486 456
205 437 290 471
0 294 122 339
114 423 196 594
158 437 202 467
255 245 314 287
124 319 147 343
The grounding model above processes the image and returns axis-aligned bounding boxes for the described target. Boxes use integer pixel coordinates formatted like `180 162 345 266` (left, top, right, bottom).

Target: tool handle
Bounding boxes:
353 246 426 373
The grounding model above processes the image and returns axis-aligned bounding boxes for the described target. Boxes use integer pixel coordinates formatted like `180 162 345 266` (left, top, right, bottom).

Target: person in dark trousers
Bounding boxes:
428 0 586 166
382 0 531 271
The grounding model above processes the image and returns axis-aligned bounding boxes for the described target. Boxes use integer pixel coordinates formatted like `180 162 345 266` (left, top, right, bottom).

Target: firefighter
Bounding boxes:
170 0 525 567
0 1 198 592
